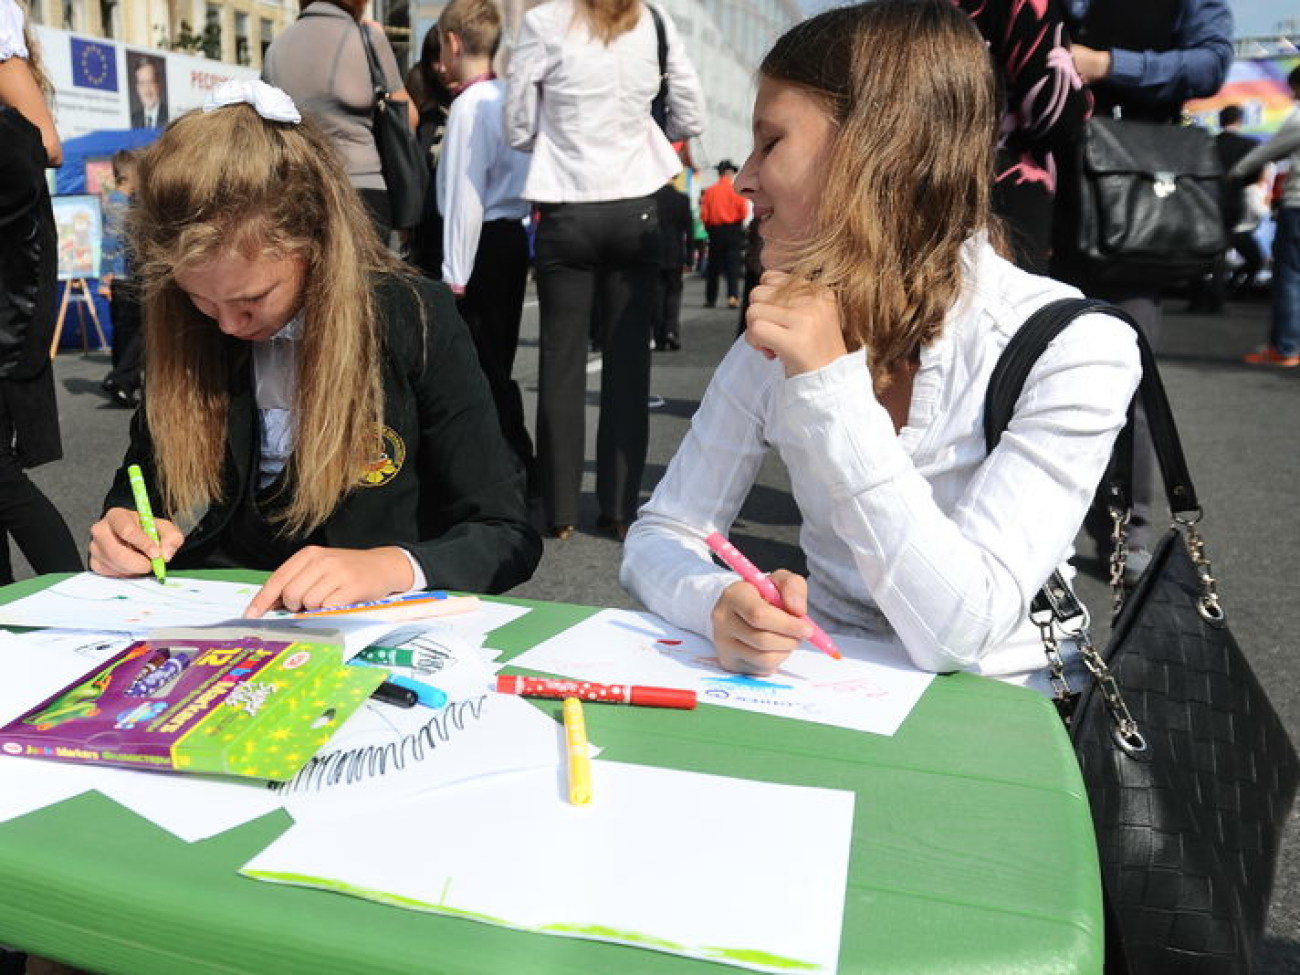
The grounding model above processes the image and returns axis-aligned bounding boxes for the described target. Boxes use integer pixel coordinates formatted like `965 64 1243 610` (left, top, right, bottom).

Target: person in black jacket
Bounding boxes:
1056 0 1232 580
651 180 691 351
87 83 541 615
0 16 82 585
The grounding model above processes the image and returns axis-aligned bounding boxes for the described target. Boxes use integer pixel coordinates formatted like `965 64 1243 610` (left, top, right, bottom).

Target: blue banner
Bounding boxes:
70 38 118 92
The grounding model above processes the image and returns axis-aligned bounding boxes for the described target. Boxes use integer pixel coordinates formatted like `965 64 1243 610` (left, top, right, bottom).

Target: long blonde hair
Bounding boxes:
762 0 1004 390
130 105 406 534
574 0 640 44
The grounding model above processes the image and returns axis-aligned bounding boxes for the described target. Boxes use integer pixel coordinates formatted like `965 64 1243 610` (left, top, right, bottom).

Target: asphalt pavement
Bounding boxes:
28 271 1300 972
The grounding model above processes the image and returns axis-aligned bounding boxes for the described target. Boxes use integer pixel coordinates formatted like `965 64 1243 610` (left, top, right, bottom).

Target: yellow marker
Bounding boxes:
562 696 592 806
126 464 167 584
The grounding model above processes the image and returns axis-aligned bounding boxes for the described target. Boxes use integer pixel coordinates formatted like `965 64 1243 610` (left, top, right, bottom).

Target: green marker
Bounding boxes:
126 464 167 584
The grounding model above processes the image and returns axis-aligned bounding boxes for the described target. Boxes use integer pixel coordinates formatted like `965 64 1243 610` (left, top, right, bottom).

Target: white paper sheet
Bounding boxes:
275 687 570 824
244 761 854 974
0 574 528 654
508 609 933 736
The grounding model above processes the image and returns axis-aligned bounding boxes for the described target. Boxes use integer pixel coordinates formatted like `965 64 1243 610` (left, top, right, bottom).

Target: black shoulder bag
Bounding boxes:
358 21 429 231
647 4 671 136
985 297 1298 974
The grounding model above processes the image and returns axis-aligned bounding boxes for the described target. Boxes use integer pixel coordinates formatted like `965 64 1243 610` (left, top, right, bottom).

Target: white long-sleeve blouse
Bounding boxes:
504 0 706 204
621 239 1143 687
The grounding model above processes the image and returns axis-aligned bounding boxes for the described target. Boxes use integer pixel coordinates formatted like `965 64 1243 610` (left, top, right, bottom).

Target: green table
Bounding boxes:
0 572 1102 974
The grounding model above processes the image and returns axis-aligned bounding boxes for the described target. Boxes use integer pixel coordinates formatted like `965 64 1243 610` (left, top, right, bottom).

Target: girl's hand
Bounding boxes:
88 507 185 578
243 546 417 617
744 271 847 377
710 570 816 676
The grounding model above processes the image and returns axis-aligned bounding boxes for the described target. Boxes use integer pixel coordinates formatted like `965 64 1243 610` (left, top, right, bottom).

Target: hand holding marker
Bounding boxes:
126 464 167 584
705 532 842 660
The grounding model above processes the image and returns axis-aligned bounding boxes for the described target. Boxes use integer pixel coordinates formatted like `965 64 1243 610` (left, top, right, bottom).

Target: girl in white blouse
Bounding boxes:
620 0 1142 690
505 0 705 540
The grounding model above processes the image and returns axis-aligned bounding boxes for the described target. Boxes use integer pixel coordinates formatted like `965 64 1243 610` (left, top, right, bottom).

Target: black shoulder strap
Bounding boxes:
357 21 388 97
648 5 668 79
983 296 1199 517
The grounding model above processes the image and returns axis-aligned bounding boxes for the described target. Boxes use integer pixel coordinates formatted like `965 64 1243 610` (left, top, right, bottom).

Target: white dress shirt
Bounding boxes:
436 78 531 289
252 314 426 587
621 239 1142 687
504 0 706 203
0 0 27 60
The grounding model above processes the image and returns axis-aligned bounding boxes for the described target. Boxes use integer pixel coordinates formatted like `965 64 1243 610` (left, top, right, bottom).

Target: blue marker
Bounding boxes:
350 660 448 709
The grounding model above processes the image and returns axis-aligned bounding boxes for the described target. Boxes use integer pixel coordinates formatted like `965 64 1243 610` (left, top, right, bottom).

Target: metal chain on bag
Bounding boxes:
1177 510 1224 622
1033 544 1146 751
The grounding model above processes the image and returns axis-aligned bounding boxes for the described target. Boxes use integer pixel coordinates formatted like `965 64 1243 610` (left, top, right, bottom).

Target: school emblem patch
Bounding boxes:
358 426 405 487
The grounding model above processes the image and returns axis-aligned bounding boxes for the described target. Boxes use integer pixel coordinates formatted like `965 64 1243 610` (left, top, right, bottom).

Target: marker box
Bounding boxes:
0 627 385 781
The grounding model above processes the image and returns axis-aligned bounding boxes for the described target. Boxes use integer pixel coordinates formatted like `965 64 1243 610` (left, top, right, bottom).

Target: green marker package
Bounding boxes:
0 627 385 781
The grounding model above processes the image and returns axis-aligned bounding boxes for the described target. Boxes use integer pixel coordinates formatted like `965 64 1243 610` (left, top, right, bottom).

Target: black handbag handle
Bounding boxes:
983 297 1199 519
648 4 669 131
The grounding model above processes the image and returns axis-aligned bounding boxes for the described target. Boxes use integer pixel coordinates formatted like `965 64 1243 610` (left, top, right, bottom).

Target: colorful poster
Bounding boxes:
1187 57 1300 137
34 26 259 140
50 194 102 280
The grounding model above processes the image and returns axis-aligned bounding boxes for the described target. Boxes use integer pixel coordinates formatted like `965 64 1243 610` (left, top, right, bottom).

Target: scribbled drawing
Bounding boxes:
806 677 889 698
704 674 795 692
274 696 488 795
642 638 720 671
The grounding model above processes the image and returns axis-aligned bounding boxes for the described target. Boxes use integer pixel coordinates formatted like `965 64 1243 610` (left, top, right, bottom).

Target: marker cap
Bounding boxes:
628 685 697 709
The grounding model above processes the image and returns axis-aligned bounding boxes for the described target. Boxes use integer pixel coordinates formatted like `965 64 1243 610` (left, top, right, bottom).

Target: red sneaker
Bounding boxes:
1243 347 1300 367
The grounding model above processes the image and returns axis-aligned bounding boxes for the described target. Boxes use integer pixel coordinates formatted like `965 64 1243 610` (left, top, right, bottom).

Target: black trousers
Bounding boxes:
459 219 535 485
105 279 143 394
652 268 684 347
705 222 744 304
0 379 81 585
533 197 660 526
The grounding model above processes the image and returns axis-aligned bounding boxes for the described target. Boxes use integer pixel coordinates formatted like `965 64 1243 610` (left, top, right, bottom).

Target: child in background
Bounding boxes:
436 0 535 485
87 81 541 615
621 0 1141 691
99 149 143 408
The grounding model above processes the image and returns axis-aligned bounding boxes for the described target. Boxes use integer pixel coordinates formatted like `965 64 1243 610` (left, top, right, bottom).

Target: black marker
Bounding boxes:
371 680 418 708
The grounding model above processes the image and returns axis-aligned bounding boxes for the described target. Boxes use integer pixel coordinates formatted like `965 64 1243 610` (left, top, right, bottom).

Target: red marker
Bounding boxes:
496 674 697 710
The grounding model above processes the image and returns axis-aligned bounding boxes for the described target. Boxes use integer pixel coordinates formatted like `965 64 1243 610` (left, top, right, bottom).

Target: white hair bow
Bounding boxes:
203 80 301 124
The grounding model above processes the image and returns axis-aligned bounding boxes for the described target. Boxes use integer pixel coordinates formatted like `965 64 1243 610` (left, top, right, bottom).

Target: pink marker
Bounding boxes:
705 532 842 660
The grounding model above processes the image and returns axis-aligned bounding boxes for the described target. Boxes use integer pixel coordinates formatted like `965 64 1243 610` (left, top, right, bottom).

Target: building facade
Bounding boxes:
25 0 294 69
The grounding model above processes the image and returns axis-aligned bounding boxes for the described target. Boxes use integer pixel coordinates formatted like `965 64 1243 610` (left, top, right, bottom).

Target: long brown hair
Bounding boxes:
129 104 406 534
762 0 1004 389
574 0 641 44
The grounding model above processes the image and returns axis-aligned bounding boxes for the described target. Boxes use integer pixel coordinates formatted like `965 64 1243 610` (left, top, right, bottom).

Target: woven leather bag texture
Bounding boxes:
1072 530 1298 975
1070 117 1226 287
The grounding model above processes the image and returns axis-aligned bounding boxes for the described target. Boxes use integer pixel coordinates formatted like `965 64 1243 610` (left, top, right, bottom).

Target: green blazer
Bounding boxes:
104 274 542 595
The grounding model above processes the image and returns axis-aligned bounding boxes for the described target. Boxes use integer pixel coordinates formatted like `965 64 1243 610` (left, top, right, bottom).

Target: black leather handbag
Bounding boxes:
985 298 1299 974
358 22 429 231
1061 117 1227 288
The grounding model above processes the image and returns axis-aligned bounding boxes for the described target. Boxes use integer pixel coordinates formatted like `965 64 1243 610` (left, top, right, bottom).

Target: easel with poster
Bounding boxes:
49 194 110 355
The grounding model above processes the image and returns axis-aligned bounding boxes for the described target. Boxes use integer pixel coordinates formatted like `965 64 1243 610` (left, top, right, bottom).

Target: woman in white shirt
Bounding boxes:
505 0 705 540
620 0 1142 690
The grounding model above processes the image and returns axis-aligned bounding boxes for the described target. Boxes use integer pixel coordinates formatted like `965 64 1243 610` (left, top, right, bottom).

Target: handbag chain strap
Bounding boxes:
983 296 1208 749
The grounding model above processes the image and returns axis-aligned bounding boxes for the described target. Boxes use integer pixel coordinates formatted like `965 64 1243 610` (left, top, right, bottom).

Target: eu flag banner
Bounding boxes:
70 38 118 92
